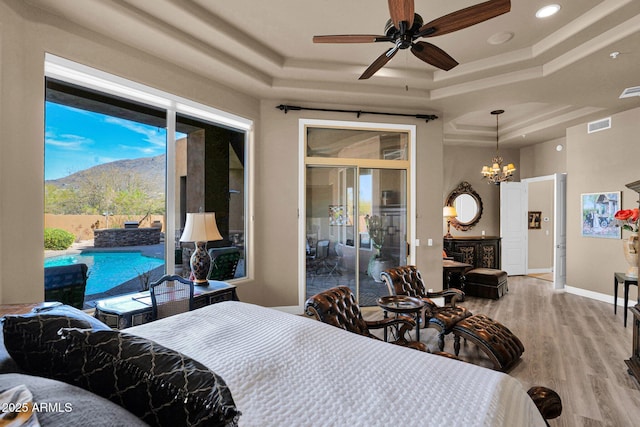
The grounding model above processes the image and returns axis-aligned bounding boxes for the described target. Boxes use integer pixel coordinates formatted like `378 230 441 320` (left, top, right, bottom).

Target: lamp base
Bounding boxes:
190 241 211 285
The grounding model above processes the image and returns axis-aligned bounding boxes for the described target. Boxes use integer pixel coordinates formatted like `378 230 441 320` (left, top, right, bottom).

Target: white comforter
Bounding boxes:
127 301 545 427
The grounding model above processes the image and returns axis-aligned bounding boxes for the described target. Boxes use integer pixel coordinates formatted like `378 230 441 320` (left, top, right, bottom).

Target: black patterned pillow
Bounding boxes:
60 328 240 427
1 304 110 378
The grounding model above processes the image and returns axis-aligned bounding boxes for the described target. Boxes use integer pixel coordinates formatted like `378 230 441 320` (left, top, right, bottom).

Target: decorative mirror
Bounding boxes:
445 181 483 231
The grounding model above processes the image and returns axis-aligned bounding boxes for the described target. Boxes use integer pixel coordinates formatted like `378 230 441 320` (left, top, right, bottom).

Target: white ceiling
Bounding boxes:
25 0 640 148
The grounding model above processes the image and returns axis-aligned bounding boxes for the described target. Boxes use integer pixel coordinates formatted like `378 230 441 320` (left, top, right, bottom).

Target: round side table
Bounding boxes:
377 295 425 342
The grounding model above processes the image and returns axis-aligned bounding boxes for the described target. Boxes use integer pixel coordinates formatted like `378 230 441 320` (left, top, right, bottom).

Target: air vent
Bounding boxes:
620 86 640 98
587 117 611 134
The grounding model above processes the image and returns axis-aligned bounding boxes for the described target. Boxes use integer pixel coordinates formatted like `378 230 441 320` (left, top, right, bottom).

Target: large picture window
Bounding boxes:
44 55 251 308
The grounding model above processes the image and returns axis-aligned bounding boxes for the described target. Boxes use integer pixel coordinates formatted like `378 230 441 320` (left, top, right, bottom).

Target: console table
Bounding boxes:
444 236 501 269
626 304 640 386
614 272 638 327
94 280 237 329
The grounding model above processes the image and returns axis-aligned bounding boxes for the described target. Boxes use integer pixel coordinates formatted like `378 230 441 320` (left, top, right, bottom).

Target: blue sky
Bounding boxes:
45 102 169 180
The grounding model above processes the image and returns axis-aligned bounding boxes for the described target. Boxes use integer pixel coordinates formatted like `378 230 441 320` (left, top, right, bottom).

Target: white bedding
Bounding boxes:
127 301 545 427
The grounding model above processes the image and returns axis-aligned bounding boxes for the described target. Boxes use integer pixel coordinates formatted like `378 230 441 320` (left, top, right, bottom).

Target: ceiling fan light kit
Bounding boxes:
313 0 511 79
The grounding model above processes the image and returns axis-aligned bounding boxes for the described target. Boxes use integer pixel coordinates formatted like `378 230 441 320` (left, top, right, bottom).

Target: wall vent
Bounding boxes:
587 117 611 134
620 86 640 98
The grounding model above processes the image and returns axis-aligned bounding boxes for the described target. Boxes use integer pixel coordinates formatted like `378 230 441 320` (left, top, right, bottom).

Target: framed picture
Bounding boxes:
581 191 621 239
528 211 542 229
329 205 350 226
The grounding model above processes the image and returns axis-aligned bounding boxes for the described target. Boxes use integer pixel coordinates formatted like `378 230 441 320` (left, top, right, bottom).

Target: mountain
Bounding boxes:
46 154 166 195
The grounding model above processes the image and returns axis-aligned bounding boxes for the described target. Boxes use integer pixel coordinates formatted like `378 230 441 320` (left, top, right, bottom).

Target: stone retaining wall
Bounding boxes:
93 228 161 247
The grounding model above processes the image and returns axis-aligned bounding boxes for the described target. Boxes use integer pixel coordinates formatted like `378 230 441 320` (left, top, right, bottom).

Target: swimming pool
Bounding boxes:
44 251 165 295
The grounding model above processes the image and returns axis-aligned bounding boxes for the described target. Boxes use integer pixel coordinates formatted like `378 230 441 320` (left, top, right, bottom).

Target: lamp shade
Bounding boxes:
180 212 223 243
443 206 458 218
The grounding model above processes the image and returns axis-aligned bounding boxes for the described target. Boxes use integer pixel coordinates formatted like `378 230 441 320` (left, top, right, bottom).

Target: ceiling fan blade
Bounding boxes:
313 34 391 43
418 0 511 38
359 48 398 80
411 42 458 71
388 0 414 30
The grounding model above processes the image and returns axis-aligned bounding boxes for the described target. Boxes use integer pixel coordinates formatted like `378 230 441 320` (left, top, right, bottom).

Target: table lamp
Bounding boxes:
179 212 223 284
443 206 458 238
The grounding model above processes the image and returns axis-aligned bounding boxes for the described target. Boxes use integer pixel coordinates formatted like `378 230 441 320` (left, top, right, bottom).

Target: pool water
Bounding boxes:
44 251 165 295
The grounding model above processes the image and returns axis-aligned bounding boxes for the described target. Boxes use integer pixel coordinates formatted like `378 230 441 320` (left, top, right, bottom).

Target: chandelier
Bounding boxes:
481 109 516 185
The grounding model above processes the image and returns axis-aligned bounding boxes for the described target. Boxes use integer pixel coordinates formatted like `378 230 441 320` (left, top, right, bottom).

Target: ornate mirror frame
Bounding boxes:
445 181 483 231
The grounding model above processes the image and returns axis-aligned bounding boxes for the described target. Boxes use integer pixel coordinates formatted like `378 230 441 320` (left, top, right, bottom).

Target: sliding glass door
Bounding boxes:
303 122 413 306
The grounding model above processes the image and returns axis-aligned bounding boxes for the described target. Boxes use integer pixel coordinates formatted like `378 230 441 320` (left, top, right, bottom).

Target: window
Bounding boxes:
44 55 251 307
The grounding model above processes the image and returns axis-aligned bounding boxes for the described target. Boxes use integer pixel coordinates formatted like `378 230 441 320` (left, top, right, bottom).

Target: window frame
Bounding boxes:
44 53 253 281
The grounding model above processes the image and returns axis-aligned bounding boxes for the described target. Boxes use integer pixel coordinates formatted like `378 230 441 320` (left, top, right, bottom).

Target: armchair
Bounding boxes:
304 286 427 352
381 265 472 352
306 239 329 276
44 264 88 309
207 247 241 281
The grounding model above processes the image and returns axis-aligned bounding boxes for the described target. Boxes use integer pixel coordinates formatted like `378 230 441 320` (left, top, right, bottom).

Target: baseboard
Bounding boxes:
527 268 552 274
564 285 625 307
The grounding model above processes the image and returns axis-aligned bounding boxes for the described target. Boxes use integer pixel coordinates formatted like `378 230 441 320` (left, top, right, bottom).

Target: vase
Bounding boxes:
623 233 639 278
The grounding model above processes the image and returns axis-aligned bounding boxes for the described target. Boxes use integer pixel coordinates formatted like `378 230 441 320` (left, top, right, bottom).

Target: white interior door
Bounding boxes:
500 182 527 275
553 173 567 289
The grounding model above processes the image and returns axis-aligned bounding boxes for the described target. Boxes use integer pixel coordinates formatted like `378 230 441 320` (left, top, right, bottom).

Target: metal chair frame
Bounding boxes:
149 274 194 320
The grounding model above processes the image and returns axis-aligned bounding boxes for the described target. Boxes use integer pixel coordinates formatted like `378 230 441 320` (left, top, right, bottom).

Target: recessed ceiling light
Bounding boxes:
536 4 561 18
487 31 514 45
556 144 564 152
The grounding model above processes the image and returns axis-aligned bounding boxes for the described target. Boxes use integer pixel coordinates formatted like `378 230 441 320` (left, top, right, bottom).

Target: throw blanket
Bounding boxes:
128 301 545 427
0 385 39 427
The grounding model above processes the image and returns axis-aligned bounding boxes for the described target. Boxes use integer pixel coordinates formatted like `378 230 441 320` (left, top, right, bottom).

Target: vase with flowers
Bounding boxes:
365 214 393 282
614 208 639 278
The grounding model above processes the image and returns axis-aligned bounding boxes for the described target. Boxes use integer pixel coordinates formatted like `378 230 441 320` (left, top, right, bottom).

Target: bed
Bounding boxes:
127 301 547 426
1 301 552 426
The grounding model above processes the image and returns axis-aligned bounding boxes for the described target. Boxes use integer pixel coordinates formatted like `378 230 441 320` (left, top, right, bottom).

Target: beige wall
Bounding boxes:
443 145 520 237
0 0 445 306
0 1 260 304
519 137 567 178
566 107 640 300
257 101 443 306
527 180 554 270
3 0 639 307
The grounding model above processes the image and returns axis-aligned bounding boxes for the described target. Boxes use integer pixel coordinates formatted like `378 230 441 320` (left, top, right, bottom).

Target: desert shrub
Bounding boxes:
44 228 75 250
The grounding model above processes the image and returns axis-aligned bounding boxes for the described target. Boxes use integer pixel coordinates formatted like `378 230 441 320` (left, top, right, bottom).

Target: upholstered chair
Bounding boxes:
381 265 472 352
304 286 427 352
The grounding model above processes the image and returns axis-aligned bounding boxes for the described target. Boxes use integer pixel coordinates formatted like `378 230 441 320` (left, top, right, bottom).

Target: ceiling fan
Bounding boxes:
313 0 511 79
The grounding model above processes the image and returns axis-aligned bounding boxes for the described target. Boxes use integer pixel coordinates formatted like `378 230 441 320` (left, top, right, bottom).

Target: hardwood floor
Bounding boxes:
363 276 640 427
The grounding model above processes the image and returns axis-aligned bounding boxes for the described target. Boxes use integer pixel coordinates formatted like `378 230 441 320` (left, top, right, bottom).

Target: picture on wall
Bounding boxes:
581 191 621 239
329 205 350 226
528 211 542 229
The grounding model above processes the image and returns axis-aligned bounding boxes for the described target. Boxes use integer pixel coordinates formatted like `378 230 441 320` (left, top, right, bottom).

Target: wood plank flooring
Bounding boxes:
362 276 640 427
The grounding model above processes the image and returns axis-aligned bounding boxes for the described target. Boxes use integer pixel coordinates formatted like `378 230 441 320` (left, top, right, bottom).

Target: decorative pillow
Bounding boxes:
1 373 148 427
0 329 22 374
61 328 240 427
1 304 110 378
